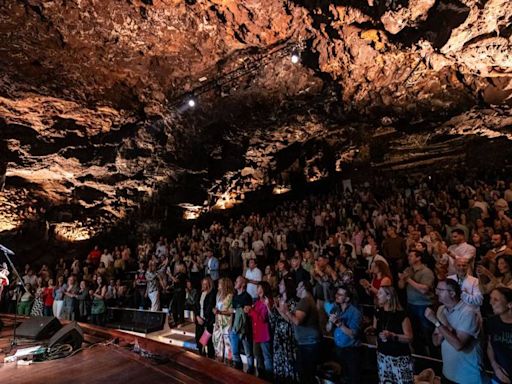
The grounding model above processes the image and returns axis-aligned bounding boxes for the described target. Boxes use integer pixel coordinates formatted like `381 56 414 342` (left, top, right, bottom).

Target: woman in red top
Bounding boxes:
245 281 273 379
360 260 392 302
42 278 55 316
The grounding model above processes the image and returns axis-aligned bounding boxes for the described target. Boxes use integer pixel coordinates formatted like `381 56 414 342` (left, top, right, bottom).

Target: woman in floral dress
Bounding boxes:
212 277 233 363
271 277 299 384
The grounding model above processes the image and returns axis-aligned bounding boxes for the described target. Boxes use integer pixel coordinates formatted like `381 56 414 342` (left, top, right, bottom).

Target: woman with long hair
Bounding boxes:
487 287 512 384
42 278 55 316
272 277 299 383
360 260 392 300
213 277 234 364
91 275 107 326
194 277 216 358
478 254 512 293
245 281 273 380
367 286 414 384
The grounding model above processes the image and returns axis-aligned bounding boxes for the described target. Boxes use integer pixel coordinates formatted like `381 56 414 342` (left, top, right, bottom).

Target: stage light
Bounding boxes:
187 98 196 108
291 53 300 64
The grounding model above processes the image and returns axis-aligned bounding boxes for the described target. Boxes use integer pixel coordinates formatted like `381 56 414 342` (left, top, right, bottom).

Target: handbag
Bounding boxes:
199 329 212 346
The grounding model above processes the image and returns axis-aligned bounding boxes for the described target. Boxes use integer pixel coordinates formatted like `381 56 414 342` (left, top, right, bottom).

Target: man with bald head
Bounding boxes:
448 257 483 307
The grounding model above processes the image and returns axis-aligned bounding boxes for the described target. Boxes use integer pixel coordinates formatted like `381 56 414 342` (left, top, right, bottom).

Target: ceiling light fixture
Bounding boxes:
169 41 306 110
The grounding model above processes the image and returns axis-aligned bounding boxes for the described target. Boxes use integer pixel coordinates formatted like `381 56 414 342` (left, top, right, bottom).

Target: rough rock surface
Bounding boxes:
0 0 511 244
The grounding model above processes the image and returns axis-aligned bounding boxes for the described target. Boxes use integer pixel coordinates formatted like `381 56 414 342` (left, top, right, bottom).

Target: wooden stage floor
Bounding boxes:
0 315 265 384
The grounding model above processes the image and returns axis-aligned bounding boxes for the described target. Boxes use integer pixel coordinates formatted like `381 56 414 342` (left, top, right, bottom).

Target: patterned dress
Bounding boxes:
30 287 44 317
212 293 233 360
269 299 299 384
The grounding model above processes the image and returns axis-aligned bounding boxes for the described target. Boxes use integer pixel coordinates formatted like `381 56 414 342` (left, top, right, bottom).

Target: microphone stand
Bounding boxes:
0 244 28 348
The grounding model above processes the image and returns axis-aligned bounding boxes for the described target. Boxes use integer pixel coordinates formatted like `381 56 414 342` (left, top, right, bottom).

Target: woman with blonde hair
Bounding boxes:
213 277 234 364
366 286 414 384
194 277 216 358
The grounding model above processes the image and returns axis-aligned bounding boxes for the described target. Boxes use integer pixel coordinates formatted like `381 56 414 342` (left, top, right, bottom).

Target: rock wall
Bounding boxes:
0 0 511 248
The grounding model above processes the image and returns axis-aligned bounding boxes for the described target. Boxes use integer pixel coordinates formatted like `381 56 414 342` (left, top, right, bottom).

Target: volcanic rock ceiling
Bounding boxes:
0 0 511 242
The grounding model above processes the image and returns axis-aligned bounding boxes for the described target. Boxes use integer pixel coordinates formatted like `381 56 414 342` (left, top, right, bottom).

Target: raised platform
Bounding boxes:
0 314 265 384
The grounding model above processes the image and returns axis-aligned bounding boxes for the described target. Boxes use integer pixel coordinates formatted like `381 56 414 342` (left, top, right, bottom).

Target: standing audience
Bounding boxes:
5 172 512 383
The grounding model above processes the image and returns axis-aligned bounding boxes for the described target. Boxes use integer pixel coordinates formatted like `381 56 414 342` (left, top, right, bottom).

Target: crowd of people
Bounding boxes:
1 171 512 384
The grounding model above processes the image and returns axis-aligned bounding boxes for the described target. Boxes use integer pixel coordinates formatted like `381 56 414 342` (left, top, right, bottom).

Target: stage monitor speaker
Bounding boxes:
48 321 83 351
16 316 62 340
106 308 166 333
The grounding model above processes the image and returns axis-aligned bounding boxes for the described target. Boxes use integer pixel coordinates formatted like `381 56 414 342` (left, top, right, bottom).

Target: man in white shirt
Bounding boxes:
448 257 483 307
155 237 168 258
244 259 262 300
100 249 114 268
363 243 388 274
252 234 265 262
445 229 476 275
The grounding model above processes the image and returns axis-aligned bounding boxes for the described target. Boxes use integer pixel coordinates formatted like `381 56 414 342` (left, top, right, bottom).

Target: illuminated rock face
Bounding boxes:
0 0 511 243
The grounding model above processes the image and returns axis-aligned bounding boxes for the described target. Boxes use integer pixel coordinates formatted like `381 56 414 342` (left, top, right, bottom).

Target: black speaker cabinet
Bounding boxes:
48 321 83 350
16 316 62 340
106 307 166 333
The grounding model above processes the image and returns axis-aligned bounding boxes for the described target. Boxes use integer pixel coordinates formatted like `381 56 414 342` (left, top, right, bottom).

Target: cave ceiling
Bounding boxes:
0 0 511 243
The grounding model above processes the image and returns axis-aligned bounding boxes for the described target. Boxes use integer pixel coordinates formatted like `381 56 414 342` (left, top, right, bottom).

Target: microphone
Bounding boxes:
0 244 15 256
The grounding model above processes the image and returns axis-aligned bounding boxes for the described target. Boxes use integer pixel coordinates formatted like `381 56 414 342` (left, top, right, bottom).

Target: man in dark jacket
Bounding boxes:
290 254 310 286
229 276 254 372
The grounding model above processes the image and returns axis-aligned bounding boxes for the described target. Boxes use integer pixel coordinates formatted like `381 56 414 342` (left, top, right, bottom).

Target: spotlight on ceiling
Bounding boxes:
187 98 196 108
291 53 300 64
176 96 197 113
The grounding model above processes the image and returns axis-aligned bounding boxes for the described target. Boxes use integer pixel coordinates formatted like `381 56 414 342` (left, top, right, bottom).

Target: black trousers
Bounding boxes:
297 342 320 384
195 322 214 358
172 290 186 325
335 346 361 384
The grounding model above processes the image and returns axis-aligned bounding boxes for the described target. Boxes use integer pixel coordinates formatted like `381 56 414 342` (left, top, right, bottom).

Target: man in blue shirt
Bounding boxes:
205 250 219 283
325 285 362 384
